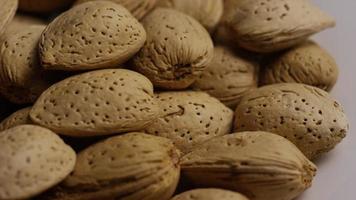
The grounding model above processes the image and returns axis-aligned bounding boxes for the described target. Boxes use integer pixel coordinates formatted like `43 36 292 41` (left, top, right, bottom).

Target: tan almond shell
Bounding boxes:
145 91 233 153
30 69 159 137
39 1 146 71
0 25 57 104
0 0 18 35
234 83 349 159
157 0 223 32
171 188 249 200
0 107 32 131
47 132 180 200
192 45 259 109
181 131 317 200
18 0 74 13
261 41 339 91
74 0 158 20
222 0 335 52
0 125 76 200
132 8 214 89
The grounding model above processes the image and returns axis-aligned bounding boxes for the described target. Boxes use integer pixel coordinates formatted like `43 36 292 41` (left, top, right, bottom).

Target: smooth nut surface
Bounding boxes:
0 125 76 200
0 107 32 131
133 8 214 89
30 69 159 137
40 1 146 71
261 41 339 91
234 83 349 159
181 131 317 200
171 188 249 200
145 91 233 153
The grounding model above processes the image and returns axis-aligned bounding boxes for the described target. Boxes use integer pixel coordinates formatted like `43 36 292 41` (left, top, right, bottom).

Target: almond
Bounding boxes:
0 107 32 131
0 0 18 35
171 189 249 200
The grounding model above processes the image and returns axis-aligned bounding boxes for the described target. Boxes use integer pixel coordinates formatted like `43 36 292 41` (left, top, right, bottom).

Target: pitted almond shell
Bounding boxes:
171 189 249 200
40 1 146 71
0 0 18 35
234 83 349 159
0 125 76 200
0 107 32 131
19 0 74 13
30 69 159 137
181 131 317 200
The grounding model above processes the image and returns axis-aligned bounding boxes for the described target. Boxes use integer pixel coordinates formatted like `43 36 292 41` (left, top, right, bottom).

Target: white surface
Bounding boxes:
297 1 356 200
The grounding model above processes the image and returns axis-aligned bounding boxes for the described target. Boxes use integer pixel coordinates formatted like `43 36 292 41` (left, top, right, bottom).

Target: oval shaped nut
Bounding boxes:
30 69 159 137
192 45 259 109
74 0 158 20
39 1 146 71
0 25 57 104
157 0 223 32
0 125 76 200
0 107 32 131
145 91 233 153
261 41 339 91
181 132 317 200
133 8 214 89
51 132 180 200
234 83 349 159
19 0 74 13
0 0 18 35
171 189 249 200
222 0 335 52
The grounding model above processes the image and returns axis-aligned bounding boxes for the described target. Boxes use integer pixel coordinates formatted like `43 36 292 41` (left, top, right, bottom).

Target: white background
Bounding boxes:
297 1 356 199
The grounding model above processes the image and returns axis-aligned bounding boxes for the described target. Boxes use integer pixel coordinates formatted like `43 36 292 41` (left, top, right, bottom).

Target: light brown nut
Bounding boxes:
171 189 249 200
192 45 259 109
234 83 349 159
132 8 214 89
0 0 18 35
0 125 76 200
0 25 57 104
30 69 159 137
261 41 339 91
18 0 74 13
0 107 32 131
157 0 223 32
47 132 180 200
145 91 233 153
181 131 317 200
74 0 158 20
222 0 335 52
39 1 146 71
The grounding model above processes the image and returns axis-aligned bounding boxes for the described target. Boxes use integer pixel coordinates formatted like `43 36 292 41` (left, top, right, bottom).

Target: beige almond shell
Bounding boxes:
39 1 146 71
192 45 259 109
171 188 249 200
49 132 180 200
0 125 76 200
0 107 32 131
181 131 317 200
0 0 18 35
30 69 159 137
234 83 349 159
18 0 74 13
157 0 223 32
222 0 335 52
133 8 214 89
74 0 158 20
145 91 233 153
261 41 339 91
0 25 56 104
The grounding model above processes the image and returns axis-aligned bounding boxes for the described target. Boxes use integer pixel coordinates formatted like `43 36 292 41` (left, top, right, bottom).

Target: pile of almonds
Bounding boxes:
0 0 349 200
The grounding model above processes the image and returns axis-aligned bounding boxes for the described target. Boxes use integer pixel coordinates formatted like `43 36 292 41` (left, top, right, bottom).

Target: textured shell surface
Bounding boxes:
133 8 214 89
0 107 32 131
40 1 146 71
171 188 249 200
145 91 233 153
30 69 159 137
192 45 258 109
223 0 335 52
261 41 339 91
181 131 317 200
0 0 18 35
47 132 180 200
0 125 76 200
234 83 349 159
